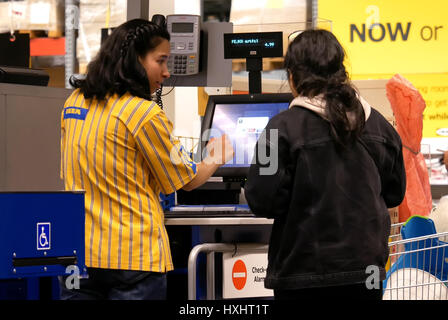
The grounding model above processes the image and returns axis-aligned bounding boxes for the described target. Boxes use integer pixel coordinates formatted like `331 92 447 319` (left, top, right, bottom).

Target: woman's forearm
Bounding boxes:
182 159 220 191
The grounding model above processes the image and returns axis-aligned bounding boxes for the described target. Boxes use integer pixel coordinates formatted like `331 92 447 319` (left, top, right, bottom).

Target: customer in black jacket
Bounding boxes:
244 29 406 300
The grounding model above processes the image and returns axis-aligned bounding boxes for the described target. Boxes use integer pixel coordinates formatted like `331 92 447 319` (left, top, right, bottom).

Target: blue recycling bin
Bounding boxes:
0 192 86 285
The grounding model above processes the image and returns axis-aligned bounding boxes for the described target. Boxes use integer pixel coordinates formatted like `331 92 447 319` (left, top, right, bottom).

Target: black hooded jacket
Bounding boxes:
244 104 406 290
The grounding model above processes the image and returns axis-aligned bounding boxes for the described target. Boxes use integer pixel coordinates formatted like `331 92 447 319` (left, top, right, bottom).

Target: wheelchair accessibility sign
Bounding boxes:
37 222 51 250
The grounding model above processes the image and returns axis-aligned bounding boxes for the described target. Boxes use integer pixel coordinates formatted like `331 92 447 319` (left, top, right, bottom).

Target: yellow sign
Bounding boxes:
319 0 448 74
319 0 448 138
409 74 448 138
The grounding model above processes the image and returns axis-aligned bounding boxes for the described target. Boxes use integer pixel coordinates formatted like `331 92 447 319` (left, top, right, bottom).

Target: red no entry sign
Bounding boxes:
232 259 247 290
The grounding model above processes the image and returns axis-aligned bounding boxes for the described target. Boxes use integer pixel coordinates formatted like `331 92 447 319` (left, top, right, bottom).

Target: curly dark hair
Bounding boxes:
70 19 170 101
285 29 365 147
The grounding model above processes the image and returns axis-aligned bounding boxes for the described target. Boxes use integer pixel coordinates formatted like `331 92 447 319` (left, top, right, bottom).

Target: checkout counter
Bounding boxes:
165 184 272 300
165 215 272 300
163 92 294 300
1 19 448 300
3 77 448 299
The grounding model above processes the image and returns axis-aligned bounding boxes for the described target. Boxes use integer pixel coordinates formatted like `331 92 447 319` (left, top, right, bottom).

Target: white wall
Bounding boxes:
174 0 201 15
172 0 201 141
149 0 201 142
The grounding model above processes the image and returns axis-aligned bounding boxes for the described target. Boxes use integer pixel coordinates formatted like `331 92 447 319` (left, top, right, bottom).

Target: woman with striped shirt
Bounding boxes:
60 19 233 300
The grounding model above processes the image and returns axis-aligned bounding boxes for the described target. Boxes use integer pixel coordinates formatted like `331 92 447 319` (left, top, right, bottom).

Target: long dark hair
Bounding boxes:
285 29 364 146
70 19 170 101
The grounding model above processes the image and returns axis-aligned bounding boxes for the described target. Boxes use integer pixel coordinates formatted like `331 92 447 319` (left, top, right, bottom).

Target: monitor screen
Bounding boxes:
199 93 293 179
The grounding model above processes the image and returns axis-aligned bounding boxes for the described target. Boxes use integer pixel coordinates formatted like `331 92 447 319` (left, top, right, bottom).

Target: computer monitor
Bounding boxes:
199 93 293 179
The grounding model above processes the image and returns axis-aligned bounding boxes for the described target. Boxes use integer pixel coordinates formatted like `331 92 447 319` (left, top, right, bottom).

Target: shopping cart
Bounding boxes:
383 216 448 300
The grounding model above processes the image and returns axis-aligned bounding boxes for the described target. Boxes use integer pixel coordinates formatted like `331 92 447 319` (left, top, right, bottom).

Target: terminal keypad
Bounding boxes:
168 54 197 75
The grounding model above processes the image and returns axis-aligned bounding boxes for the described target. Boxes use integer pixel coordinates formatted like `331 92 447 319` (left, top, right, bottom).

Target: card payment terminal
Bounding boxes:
166 14 201 76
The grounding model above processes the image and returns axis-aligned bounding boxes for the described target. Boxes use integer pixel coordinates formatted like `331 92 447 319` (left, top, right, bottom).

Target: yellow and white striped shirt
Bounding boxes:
60 89 196 272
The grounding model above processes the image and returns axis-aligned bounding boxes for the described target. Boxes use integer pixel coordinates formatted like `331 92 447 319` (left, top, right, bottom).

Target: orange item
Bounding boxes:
386 74 432 222
30 37 65 56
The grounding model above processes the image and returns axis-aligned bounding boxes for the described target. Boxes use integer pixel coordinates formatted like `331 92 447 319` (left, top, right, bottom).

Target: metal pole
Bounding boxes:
127 0 149 21
247 58 262 94
188 243 235 300
206 252 215 300
187 243 269 300
65 0 79 89
65 0 150 89
312 0 318 29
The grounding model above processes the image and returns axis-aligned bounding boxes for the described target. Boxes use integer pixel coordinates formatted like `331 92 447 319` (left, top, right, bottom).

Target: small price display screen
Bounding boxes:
172 22 194 33
230 38 277 48
224 32 283 59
